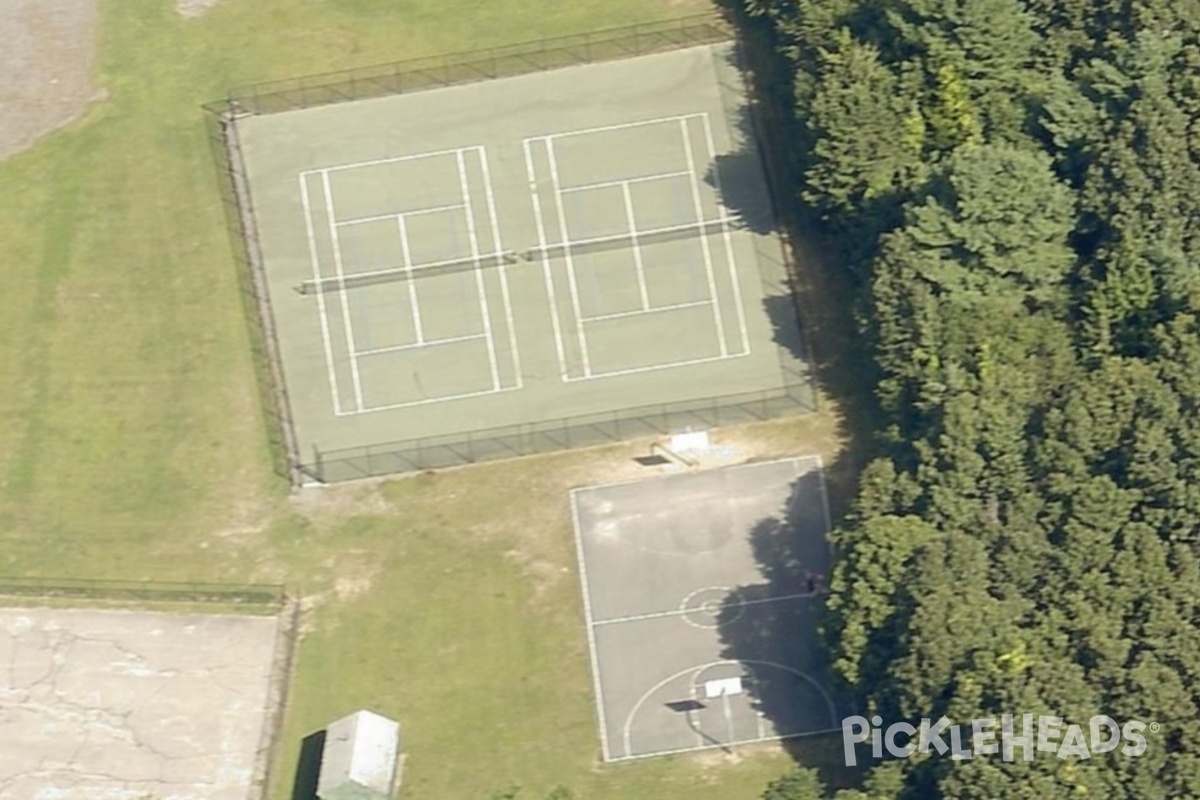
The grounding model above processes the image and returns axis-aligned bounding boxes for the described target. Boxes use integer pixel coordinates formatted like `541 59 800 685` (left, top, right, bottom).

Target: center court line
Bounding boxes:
320 170 365 412
456 148 502 392
620 181 651 310
396 215 425 345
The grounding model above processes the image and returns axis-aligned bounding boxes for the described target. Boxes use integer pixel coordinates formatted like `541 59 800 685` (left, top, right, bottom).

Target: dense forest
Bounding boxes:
728 1 1200 798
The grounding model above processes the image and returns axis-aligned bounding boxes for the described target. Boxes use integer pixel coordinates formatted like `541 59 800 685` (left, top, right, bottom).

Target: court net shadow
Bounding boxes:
289 729 326 800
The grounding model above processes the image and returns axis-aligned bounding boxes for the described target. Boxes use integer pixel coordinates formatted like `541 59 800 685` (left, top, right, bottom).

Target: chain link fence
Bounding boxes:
0 575 287 608
305 363 814 483
204 14 821 485
206 16 732 117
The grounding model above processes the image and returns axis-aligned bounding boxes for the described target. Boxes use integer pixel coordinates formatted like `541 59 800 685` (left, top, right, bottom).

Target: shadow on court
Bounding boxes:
289 729 326 800
715 469 857 785
710 0 887 581
703 59 777 237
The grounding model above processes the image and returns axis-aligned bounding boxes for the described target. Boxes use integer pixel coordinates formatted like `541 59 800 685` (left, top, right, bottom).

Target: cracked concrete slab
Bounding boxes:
0 607 281 800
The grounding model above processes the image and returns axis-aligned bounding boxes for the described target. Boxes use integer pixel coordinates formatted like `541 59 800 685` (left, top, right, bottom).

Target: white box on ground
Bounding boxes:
704 677 743 699
317 709 402 800
670 430 711 454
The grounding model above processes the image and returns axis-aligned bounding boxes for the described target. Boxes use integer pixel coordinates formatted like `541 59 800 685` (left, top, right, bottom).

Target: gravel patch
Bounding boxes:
0 0 104 161
177 0 223 18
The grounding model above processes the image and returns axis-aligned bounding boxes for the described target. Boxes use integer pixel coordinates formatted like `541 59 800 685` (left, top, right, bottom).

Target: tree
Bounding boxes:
901 143 1076 306
761 768 827 800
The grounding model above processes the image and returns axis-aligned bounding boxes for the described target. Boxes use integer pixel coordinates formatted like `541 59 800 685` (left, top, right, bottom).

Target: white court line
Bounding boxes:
456 149 501 392
395 215 425 345
559 170 691 194
608 727 845 763
545 137 593 378
478 147 523 390
298 174 344 416
334 203 466 228
341 384 521 416
355 333 486 357
581 299 711 324
618 659 839 760
620 181 651 310
541 112 706 141
561 352 741 382
590 590 818 628
570 490 614 763
299 146 466 177
320 170 365 412
523 139 569 378
302 144 522 416
679 118 727 359
699 113 751 355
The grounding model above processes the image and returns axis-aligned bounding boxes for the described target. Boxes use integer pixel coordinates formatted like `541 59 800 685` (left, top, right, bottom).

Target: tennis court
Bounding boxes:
230 37 810 480
571 457 845 761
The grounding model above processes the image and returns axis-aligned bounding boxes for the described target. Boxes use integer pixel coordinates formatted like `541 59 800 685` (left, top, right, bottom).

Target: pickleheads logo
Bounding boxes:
842 714 1152 767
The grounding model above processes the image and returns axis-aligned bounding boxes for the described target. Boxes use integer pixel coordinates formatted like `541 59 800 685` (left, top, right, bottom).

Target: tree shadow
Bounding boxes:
701 9 883 496
289 729 326 800
715 469 863 789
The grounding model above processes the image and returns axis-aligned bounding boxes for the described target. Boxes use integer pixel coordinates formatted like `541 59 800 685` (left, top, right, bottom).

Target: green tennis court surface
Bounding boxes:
233 41 810 481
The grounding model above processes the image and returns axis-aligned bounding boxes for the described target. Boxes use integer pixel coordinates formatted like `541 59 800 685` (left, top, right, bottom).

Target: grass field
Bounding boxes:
0 0 856 797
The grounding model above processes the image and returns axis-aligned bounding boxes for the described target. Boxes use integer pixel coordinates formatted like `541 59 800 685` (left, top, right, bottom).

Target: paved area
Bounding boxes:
0 607 282 800
571 456 843 760
234 42 809 478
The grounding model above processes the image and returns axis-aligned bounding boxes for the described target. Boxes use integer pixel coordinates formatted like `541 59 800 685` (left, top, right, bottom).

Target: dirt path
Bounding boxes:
0 0 103 161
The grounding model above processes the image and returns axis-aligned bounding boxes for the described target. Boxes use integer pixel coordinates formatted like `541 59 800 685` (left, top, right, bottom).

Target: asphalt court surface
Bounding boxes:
0 607 281 799
236 43 808 463
571 457 843 761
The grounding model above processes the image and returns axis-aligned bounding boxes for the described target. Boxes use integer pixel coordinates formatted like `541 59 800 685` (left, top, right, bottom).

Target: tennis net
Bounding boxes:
296 217 738 295
523 217 736 260
296 251 519 295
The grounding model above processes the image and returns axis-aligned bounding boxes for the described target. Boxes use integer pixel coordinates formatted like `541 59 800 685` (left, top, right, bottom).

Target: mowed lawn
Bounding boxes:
0 0 849 797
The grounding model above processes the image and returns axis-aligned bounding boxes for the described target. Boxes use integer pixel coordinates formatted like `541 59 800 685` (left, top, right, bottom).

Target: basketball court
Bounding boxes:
570 456 844 761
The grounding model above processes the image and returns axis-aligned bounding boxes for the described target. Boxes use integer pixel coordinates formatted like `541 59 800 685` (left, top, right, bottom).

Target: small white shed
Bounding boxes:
317 709 402 800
